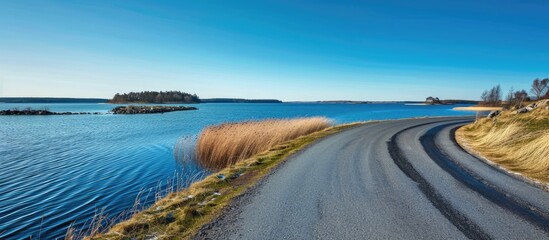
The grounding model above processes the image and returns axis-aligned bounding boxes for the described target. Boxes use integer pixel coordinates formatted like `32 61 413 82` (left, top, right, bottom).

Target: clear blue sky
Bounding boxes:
0 0 547 101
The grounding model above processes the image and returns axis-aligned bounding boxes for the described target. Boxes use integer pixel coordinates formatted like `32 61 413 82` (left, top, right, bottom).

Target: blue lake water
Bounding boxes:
0 103 475 239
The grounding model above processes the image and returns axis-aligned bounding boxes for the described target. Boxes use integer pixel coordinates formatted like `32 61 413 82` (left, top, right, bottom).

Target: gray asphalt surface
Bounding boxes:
196 117 549 239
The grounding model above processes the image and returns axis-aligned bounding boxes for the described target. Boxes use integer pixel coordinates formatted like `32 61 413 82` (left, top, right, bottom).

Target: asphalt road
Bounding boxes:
197 117 549 239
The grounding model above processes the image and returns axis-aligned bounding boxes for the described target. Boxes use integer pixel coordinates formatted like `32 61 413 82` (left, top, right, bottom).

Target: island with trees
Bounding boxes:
109 91 201 104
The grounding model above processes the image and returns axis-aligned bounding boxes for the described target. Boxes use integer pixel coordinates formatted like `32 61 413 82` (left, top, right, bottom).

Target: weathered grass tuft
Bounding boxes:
457 104 549 183
195 117 332 169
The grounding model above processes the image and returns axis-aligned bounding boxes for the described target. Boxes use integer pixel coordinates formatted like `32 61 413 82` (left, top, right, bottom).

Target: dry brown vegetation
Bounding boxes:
87 122 363 240
195 117 332 169
457 101 549 184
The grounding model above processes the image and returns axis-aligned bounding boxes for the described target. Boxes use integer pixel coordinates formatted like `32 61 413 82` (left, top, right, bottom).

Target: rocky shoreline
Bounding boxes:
0 109 101 115
110 105 197 114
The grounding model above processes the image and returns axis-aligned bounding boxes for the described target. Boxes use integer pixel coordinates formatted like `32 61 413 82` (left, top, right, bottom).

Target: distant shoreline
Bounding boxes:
200 98 282 103
1 97 480 105
0 97 108 104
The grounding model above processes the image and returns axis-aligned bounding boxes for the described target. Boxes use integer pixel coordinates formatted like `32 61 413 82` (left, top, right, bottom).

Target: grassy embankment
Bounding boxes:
456 100 549 185
88 117 362 239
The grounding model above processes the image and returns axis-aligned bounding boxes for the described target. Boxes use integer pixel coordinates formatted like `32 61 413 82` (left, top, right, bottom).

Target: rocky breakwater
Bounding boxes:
0 109 101 115
111 105 197 114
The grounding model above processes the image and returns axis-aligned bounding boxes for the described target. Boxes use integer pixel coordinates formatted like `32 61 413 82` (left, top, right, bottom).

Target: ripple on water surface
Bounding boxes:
0 103 474 238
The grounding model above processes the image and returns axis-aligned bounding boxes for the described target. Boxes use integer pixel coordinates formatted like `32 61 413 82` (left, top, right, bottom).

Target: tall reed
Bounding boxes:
195 117 332 169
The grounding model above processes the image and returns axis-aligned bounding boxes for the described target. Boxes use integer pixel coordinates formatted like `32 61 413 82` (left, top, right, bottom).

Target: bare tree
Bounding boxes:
543 78 549 99
480 85 502 106
506 87 514 108
492 85 502 104
507 87 528 109
515 89 528 102
530 78 549 100
481 90 489 103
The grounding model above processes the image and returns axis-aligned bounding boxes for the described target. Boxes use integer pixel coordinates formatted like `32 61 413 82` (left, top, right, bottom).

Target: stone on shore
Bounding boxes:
0 109 57 115
0 109 102 115
516 106 534 114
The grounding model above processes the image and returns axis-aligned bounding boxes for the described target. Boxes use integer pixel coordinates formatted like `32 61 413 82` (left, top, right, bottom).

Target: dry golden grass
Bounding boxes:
196 117 332 169
457 104 549 184
88 122 363 240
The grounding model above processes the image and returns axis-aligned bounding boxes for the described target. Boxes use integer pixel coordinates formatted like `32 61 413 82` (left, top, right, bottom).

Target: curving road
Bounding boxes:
197 117 549 239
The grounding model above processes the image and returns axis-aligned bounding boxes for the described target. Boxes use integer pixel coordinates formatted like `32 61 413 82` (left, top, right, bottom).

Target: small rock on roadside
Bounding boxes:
164 212 175 223
487 110 501 119
516 106 534 114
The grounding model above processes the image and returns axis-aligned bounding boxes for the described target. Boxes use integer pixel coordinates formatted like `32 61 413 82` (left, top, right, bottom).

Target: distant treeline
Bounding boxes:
109 91 200 104
479 77 549 107
201 98 282 103
0 97 108 103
